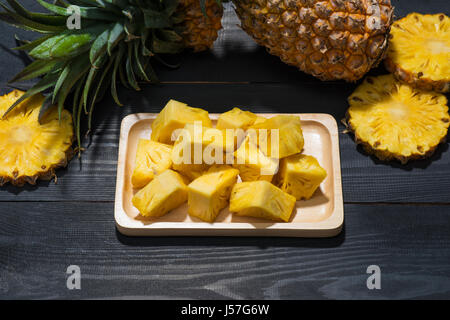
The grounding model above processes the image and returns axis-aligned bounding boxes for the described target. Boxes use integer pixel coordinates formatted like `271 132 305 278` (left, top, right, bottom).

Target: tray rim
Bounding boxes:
115 112 344 238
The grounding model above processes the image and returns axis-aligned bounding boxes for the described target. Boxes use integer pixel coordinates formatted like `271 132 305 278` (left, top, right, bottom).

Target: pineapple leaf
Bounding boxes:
37 0 119 21
90 28 110 64
38 94 54 124
53 62 70 103
12 34 52 51
5 0 67 26
107 22 125 55
125 42 140 91
9 59 61 83
111 43 125 106
0 5 65 33
83 53 107 113
133 41 150 82
102 0 128 10
142 8 171 28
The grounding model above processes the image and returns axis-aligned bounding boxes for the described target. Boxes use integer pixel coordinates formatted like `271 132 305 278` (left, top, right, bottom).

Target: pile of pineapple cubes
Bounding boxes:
131 100 327 223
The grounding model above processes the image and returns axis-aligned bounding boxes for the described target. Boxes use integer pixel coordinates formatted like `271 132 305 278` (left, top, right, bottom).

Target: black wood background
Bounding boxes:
0 1 449 299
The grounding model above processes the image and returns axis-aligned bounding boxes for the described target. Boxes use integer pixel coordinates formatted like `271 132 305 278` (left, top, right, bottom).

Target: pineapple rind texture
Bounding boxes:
233 0 393 81
347 75 450 164
188 166 239 222
132 169 188 217
131 139 173 188
385 13 450 93
275 154 327 200
230 181 296 222
0 90 73 186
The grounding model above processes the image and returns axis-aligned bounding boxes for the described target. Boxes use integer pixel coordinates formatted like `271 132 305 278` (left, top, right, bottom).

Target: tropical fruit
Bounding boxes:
230 180 297 222
216 107 258 130
151 100 212 144
132 169 188 217
385 13 450 93
233 0 393 81
187 166 239 222
233 136 279 182
0 90 73 186
131 139 173 188
250 115 304 158
275 154 327 200
346 74 450 164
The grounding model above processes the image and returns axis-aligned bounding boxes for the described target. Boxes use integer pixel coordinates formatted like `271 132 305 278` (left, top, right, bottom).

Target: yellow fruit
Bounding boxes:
253 116 267 125
250 115 304 158
216 107 258 130
385 13 450 92
275 154 327 200
0 90 73 186
151 100 212 144
230 180 296 222
131 139 173 188
132 169 188 217
233 0 393 81
172 162 210 181
346 75 450 164
187 166 239 222
233 135 278 182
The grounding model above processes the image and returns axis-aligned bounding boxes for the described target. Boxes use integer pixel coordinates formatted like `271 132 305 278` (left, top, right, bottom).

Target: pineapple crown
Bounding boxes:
0 0 222 150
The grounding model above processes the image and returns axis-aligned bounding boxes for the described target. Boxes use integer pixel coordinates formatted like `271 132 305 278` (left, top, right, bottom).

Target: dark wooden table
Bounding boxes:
0 1 449 300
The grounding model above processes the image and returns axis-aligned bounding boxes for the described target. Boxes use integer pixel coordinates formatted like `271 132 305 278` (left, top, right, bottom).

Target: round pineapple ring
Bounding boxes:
0 90 74 186
346 75 450 164
385 13 450 92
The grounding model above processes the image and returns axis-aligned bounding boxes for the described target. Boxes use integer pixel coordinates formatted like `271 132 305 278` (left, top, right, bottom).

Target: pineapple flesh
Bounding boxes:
385 13 450 93
151 100 212 144
275 154 327 200
230 181 297 222
131 139 173 188
188 166 239 222
132 169 188 217
216 107 258 130
347 75 450 164
250 115 304 159
0 90 73 186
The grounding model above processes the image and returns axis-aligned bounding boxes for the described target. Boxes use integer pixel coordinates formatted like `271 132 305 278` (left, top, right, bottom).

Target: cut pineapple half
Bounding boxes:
385 13 450 92
233 135 278 182
347 75 450 164
187 165 239 222
249 115 304 159
216 107 257 130
131 139 173 188
275 154 327 200
0 90 73 186
132 169 188 217
151 100 212 144
230 181 296 222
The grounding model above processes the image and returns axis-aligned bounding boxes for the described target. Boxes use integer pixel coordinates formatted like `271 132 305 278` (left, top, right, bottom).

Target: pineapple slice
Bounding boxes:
233 135 278 182
187 166 239 222
249 115 304 159
385 13 449 92
0 90 73 186
275 154 327 200
131 139 173 188
132 169 188 217
151 100 212 144
216 107 257 130
347 74 450 164
230 181 296 222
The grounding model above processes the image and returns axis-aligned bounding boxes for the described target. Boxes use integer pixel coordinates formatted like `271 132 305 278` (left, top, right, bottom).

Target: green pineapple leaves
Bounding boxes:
0 0 190 152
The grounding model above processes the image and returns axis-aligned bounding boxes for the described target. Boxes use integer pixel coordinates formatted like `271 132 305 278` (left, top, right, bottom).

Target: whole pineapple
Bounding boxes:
233 0 393 81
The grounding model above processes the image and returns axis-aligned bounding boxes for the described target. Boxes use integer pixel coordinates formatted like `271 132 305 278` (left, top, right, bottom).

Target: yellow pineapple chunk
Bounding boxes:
131 139 173 188
132 169 188 217
233 135 278 182
151 100 212 144
275 154 327 200
230 181 296 222
253 116 267 125
187 166 239 222
217 107 258 130
172 162 209 181
249 115 304 159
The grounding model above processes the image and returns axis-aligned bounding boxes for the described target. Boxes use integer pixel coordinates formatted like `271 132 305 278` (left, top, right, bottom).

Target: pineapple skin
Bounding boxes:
230 181 296 222
132 169 188 217
0 90 73 187
346 75 450 164
233 0 393 81
385 13 450 93
151 100 212 145
187 166 239 222
131 139 173 188
275 154 327 200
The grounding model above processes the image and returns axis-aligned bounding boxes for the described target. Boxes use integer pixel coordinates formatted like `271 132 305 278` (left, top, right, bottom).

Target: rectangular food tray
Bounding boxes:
115 113 343 237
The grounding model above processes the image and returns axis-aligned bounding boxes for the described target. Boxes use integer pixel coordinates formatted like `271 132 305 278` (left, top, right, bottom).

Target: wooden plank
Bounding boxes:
0 202 449 299
0 83 449 203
